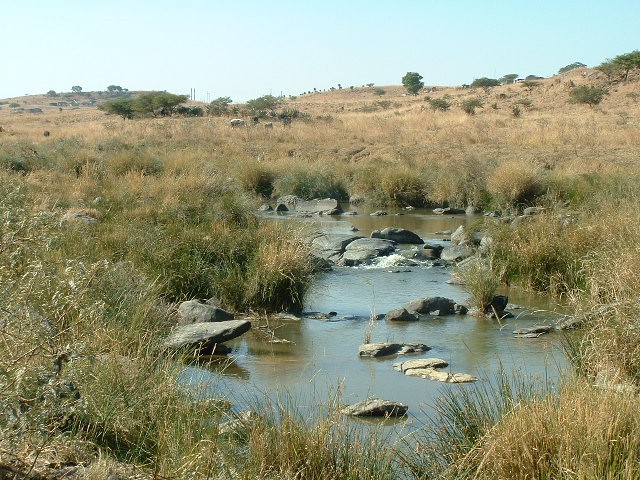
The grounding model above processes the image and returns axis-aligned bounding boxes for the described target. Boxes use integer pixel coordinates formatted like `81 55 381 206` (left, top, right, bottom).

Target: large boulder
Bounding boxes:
340 238 396 266
177 300 234 325
385 307 419 322
275 195 342 215
309 233 362 263
341 398 408 417
440 244 474 262
164 320 251 353
371 227 424 244
359 342 430 357
403 296 457 316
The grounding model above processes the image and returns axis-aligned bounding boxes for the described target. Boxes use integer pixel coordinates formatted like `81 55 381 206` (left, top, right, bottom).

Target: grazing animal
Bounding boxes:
43 130 50 137
264 122 273 129
230 118 246 128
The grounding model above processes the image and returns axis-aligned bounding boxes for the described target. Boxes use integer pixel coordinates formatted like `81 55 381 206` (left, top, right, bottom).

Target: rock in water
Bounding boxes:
359 342 430 357
385 307 419 322
341 398 408 417
177 300 234 325
164 320 251 353
371 227 424 244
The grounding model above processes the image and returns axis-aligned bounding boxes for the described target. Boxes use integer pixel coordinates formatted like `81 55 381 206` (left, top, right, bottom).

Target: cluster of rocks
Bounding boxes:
163 299 251 355
310 226 428 267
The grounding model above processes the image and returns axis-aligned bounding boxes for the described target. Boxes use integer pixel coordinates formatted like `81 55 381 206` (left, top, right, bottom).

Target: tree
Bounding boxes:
471 77 501 88
558 62 586 74
107 85 124 94
610 50 640 81
569 86 607 107
46 90 58 97
71 86 82 93
134 91 188 117
207 96 233 116
402 72 424 95
500 74 519 84
98 99 135 119
246 94 281 116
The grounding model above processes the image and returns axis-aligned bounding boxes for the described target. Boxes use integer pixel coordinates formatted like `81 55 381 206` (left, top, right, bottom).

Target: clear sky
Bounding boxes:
2 1 638 102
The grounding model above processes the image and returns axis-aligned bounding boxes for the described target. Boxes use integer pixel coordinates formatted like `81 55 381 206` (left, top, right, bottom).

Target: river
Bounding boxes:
180 207 569 425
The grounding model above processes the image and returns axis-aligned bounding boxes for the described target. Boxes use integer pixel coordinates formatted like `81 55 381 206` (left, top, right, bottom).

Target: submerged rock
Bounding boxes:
341 398 408 417
359 342 430 358
513 325 554 337
393 358 449 373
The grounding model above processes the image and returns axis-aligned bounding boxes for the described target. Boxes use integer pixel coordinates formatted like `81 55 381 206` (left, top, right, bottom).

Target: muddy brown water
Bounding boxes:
180 207 570 426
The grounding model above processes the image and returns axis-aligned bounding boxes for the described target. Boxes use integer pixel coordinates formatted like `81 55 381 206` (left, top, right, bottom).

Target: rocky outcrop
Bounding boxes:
275 195 342 215
340 238 396 266
341 398 408 417
371 227 424 244
164 320 251 353
393 358 448 372
177 300 234 325
359 342 430 357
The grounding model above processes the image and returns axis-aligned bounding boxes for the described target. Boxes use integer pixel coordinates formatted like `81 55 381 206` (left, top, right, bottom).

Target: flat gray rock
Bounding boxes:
341 398 408 417
164 320 251 352
310 233 362 262
440 244 474 262
393 358 449 373
359 342 430 357
275 195 342 215
177 300 234 325
513 325 554 337
404 369 478 383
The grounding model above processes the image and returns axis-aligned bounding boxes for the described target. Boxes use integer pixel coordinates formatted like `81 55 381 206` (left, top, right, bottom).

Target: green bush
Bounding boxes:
428 98 451 111
569 85 608 106
462 98 484 115
272 168 348 201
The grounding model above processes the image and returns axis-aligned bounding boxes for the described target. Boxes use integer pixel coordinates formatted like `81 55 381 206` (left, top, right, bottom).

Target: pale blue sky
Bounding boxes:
2 1 638 102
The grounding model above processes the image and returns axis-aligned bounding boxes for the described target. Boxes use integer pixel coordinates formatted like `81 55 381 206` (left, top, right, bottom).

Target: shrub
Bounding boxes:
428 98 451 111
486 161 544 206
237 163 276 198
470 77 500 88
454 256 504 313
569 85 608 106
272 168 348 201
462 98 483 115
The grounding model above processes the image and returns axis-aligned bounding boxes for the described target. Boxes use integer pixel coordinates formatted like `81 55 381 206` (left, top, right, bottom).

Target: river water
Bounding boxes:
180 207 569 425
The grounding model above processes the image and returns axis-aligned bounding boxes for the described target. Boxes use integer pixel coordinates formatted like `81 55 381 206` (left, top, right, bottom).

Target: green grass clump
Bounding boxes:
454 256 504 312
272 167 348 200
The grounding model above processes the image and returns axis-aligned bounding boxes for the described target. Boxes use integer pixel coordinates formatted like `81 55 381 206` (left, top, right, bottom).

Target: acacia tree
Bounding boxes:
208 96 233 116
71 86 82 93
134 92 188 116
402 72 424 95
500 74 519 84
471 77 501 88
598 51 640 81
246 94 281 117
558 62 586 74
98 99 134 119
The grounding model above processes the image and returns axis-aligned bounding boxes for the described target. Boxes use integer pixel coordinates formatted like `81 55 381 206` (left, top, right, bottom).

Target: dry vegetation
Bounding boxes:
1 66 640 478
